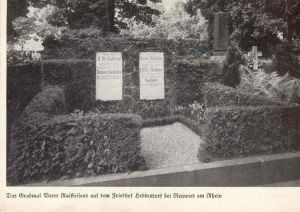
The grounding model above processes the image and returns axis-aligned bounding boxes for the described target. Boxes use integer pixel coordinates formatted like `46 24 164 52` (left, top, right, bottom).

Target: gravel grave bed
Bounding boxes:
140 122 204 169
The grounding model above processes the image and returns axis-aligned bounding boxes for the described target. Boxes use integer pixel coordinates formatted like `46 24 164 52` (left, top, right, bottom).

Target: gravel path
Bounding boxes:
140 122 203 169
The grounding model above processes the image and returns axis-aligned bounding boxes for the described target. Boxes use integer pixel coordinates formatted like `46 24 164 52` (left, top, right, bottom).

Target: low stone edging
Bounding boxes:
23 152 300 187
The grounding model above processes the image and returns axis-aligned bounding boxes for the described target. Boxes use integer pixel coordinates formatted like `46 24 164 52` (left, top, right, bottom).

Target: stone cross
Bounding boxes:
248 46 262 70
213 12 229 56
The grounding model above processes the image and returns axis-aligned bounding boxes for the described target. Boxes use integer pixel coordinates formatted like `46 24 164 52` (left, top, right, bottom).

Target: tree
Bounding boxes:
121 2 208 41
35 0 162 32
282 0 300 44
8 0 162 39
11 5 67 49
185 0 300 53
7 0 31 39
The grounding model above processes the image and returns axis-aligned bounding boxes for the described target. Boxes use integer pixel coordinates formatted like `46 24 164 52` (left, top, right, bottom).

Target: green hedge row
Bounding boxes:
173 59 222 106
203 83 284 107
7 113 144 185
40 58 222 119
17 86 66 126
8 86 67 159
42 59 94 86
199 105 300 162
7 63 42 127
42 37 204 60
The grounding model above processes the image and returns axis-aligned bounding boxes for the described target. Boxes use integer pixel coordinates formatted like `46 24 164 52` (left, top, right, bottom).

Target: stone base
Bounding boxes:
213 51 226 56
210 55 226 62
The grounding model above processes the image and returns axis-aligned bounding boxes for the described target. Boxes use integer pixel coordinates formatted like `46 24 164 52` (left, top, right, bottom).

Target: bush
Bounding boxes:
272 40 300 78
174 101 206 123
132 100 172 119
239 65 300 104
42 37 204 60
204 83 283 107
121 5 208 42
41 57 222 119
7 63 42 127
7 113 144 185
16 86 66 126
173 59 222 106
199 105 300 162
222 42 245 87
42 59 94 86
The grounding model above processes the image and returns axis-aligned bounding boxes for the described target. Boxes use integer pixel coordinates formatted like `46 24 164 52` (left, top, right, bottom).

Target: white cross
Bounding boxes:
248 46 262 70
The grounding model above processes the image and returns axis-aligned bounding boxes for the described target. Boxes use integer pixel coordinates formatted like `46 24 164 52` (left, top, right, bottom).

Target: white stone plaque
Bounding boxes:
139 52 165 100
96 52 122 101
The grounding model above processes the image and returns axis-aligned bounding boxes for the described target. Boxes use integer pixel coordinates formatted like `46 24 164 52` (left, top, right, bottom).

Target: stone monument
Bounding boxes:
139 52 165 100
248 46 262 70
96 52 123 101
213 12 229 56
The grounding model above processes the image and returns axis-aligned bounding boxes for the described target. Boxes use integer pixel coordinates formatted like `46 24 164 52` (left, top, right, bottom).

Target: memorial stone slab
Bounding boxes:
139 52 165 100
248 46 262 70
96 52 123 101
213 12 229 56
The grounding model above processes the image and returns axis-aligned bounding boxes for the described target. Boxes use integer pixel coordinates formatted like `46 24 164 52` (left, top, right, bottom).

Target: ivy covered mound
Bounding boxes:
7 113 145 186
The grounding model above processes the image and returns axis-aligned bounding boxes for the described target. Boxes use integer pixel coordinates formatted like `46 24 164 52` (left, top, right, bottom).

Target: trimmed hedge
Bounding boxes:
203 83 284 107
199 105 300 162
42 59 94 86
7 63 42 126
42 37 204 60
17 86 66 126
41 37 222 118
40 58 223 118
8 86 67 160
7 113 144 185
173 59 222 106
41 46 175 118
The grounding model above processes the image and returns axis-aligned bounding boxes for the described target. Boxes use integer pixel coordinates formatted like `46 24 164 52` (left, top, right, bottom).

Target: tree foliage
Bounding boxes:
8 0 162 39
33 0 162 32
121 2 208 41
11 6 67 47
185 0 300 54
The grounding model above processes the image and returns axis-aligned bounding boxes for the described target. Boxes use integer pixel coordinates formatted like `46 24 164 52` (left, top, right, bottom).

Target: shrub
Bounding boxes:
17 85 66 126
121 4 208 42
174 101 206 123
7 113 144 185
222 42 246 88
239 65 300 104
40 57 222 119
199 105 300 162
204 83 283 107
173 59 222 106
42 36 206 60
132 100 172 119
272 40 300 78
42 59 94 86
7 63 42 126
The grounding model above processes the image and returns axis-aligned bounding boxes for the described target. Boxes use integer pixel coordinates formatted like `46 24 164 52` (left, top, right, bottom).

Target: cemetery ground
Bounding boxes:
6 21 300 186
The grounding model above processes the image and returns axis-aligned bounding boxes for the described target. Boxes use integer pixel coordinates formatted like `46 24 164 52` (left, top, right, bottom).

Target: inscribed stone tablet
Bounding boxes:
96 52 122 101
139 52 165 100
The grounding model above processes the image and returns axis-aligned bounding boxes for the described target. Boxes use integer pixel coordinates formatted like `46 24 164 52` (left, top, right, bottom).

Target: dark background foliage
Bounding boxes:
185 0 300 55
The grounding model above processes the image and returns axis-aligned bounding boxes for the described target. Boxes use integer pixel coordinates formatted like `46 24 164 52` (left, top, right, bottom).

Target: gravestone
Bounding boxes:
139 52 165 100
248 46 262 70
213 12 229 56
96 52 123 101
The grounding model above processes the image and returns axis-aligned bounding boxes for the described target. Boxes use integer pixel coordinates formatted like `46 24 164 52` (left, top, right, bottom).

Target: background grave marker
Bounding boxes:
213 12 229 56
248 46 262 70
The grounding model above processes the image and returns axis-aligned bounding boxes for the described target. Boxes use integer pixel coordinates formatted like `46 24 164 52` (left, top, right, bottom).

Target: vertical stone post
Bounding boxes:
213 12 229 56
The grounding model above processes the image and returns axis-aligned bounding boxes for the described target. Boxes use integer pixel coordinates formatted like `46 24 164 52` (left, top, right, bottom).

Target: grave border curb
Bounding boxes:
23 151 300 187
